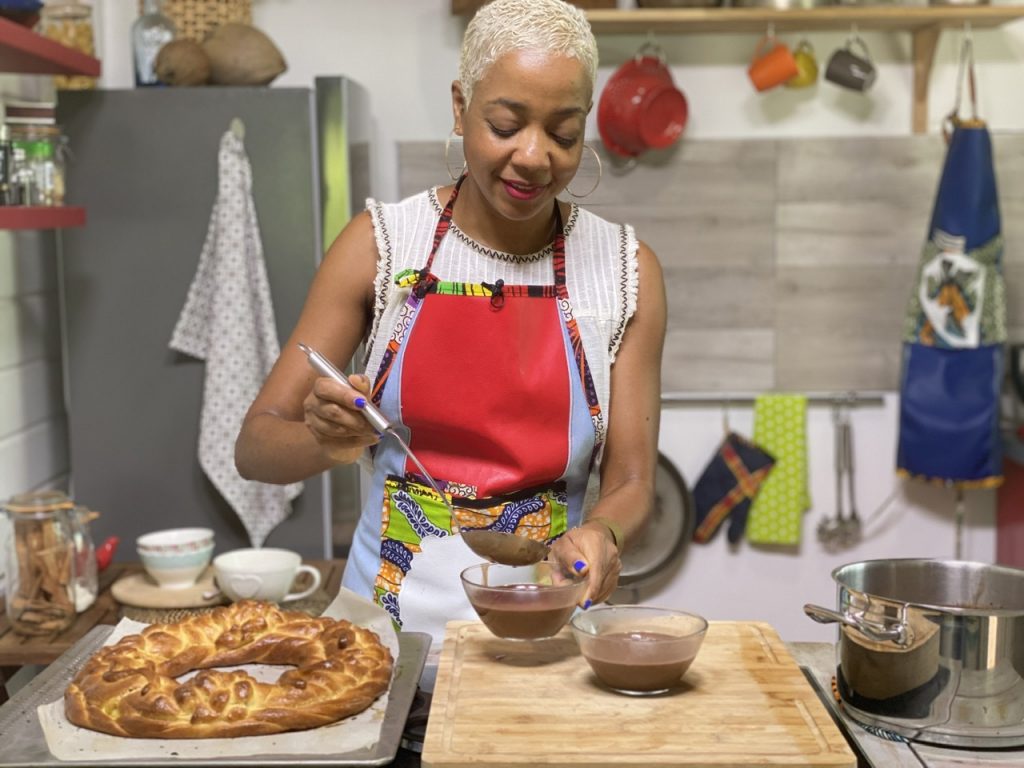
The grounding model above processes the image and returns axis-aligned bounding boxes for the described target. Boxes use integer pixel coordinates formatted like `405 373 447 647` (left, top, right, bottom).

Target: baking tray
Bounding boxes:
0 625 429 767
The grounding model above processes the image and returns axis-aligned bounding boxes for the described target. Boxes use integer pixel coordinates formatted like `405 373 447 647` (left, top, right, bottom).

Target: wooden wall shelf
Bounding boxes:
583 6 1024 35
0 16 100 230
452 5 1024 134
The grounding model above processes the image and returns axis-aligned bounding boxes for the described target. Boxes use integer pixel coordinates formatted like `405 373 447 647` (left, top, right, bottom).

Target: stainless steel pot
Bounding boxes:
804 558 1024 748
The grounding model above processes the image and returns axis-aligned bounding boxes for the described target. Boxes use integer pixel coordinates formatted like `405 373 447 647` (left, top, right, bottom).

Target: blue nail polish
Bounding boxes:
583 599 592 610
355 397 367 408
574 560 586 573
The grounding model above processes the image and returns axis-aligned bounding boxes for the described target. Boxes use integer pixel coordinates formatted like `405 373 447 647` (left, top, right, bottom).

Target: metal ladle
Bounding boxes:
841 411 862 545
461 530 550 566
816 402 845 548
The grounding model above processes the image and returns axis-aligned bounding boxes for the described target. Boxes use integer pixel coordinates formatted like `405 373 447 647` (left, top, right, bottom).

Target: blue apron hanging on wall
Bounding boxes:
896 36 1006 489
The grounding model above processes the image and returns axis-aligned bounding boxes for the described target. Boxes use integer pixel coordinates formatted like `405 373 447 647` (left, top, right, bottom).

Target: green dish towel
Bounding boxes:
745 394 810 545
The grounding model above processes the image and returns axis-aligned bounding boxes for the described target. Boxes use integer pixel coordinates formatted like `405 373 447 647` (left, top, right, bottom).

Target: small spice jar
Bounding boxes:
8 125 67 206
36 0 97 90
1 491 93 636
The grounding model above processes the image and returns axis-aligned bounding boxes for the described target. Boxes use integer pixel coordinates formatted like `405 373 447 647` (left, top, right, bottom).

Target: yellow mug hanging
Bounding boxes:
786 39 819 89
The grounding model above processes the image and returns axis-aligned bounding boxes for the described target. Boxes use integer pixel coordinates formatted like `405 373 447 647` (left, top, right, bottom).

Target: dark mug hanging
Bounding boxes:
825 35 876 92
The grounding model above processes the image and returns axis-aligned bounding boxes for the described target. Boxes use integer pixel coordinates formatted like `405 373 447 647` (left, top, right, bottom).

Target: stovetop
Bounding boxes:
791 642 1024 767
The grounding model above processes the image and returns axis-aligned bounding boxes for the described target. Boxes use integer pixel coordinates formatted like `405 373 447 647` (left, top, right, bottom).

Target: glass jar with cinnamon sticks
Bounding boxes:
2 492 84 636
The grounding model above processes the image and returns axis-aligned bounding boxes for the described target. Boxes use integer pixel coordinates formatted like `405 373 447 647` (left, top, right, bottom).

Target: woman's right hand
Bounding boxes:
303 372 381 463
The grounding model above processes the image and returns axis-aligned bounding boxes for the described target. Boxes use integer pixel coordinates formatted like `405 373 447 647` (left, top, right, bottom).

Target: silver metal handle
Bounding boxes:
297 343 392 434
803 603 909 645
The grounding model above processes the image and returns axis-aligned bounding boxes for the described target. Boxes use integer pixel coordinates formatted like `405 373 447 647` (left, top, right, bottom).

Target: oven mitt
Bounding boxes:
745 394 811 545
692 432 776 544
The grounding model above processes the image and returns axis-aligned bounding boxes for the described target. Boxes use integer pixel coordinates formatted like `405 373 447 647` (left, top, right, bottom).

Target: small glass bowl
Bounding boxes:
571 605 708 695
460 562 586 640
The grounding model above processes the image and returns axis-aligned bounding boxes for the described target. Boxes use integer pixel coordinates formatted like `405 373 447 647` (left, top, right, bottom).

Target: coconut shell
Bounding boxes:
154 40 211 87
202 23 287 86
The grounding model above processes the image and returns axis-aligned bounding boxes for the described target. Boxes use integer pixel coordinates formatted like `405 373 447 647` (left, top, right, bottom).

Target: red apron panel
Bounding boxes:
400 293 571 497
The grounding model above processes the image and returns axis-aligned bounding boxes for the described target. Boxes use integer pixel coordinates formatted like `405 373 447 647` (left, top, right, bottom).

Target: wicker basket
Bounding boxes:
138 0 252 42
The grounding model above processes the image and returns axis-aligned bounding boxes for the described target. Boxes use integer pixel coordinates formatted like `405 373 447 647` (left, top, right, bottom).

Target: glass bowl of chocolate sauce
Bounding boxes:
461 562 586 640
571 605 708 695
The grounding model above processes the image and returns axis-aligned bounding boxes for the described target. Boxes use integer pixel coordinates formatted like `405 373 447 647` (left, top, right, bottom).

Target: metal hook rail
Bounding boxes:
661 392 886 408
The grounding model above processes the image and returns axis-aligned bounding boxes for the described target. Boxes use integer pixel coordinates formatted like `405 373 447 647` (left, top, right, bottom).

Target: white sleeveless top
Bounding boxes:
361 188 639 511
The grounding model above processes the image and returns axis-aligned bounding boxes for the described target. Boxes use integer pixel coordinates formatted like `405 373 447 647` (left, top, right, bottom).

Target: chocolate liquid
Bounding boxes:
583 631 696 692
472 584 576 639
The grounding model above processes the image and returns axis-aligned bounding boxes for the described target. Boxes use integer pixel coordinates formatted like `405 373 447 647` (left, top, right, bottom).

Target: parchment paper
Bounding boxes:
37 588 399 761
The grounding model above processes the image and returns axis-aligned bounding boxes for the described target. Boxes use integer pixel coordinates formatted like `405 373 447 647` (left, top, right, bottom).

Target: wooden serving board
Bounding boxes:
422 620 855 768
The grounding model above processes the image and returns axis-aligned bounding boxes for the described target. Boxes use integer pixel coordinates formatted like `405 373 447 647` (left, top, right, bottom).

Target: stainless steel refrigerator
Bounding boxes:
56 77 371 560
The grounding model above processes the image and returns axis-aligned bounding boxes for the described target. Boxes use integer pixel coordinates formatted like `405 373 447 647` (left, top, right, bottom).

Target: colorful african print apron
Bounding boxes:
366 176 605 639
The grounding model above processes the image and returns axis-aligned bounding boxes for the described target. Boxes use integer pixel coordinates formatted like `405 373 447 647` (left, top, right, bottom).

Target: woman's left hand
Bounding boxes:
549 522 621 608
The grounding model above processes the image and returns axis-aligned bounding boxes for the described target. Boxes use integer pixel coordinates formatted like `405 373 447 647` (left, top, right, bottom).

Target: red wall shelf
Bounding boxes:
0 15 100 76
0 16 100 229
0 206 86 229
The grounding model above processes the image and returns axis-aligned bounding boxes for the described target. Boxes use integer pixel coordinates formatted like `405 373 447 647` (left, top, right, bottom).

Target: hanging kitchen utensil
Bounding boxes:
597 40 688 159
745 394 810 546
824 29 876 92
896 28 1005 502
842 404 862 544
817 401 845 548
747 27 799 92
692 429 775 545
785 39 818 89
818 398 865 550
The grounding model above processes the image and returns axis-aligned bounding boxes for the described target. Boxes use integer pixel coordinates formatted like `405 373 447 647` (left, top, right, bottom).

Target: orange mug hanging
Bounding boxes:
748 34 798 92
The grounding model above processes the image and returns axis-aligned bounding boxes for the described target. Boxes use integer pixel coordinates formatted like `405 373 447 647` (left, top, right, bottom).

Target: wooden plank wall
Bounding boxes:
0 231 68 493
398 133 1024 393
0 231 69 592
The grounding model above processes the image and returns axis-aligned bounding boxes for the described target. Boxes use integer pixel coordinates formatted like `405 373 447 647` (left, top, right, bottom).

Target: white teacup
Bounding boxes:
212 548 322 603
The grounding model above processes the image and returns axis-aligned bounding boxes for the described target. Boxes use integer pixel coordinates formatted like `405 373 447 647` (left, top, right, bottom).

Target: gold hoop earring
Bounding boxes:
444 130 467 182
566 144 602 199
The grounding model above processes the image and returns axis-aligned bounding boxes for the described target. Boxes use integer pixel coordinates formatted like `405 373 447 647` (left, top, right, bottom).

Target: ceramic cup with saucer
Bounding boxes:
213 547 322 603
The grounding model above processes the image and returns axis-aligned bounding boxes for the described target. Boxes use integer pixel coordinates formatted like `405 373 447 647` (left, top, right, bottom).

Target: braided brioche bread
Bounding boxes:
64 600 393 739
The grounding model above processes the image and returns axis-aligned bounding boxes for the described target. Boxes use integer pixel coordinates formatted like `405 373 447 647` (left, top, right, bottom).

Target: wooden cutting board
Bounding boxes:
422 620 856 768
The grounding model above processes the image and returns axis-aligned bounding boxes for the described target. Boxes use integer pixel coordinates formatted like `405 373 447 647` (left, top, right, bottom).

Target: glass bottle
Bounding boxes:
0 125 11 205
36 1 97 90
30 138 60 206
10 143 35 206
7 125 66 206
132 0 176 87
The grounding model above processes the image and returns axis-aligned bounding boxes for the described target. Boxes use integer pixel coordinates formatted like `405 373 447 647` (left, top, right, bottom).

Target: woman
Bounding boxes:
236 0 666 647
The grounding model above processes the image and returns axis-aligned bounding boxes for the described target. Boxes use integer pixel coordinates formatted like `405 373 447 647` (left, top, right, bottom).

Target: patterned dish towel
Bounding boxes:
169 126 302 547
745 394 811 545
692 432 776 545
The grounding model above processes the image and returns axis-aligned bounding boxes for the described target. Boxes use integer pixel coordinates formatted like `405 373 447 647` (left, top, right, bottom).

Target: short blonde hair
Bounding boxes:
458 0 598 107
